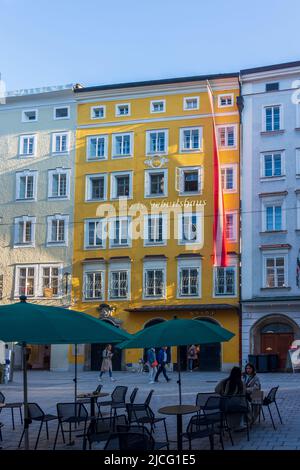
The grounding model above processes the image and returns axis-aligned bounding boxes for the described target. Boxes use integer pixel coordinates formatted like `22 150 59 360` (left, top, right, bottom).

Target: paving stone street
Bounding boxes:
0 370 300 450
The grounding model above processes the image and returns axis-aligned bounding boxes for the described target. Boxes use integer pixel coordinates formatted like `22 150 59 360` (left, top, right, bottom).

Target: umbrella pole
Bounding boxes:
22 342 29 450
74 344 78 405
177 347 182 405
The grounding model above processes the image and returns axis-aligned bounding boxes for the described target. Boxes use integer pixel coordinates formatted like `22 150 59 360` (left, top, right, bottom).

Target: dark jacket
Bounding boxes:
157 349 167 365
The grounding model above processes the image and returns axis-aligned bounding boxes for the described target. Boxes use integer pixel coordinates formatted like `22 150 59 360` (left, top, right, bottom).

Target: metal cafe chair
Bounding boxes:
261 386 283 430
0 391 23 430
104 431 153 451
18 403 57 450
53 402 88 449
97 386 128 421
79 414 127 450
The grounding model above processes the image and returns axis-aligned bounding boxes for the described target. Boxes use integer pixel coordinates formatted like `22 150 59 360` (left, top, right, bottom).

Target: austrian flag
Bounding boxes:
206 82 228 267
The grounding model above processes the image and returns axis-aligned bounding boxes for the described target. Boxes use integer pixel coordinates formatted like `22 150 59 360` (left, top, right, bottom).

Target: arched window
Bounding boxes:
261 323 293 334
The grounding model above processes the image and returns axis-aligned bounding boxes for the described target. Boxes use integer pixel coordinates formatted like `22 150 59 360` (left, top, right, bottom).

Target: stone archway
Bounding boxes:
90 319 123 371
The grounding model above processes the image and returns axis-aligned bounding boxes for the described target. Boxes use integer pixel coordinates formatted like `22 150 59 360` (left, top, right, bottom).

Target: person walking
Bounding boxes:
99 344 116 382
147 347 157 384
155 347 171 383
187 344 197 372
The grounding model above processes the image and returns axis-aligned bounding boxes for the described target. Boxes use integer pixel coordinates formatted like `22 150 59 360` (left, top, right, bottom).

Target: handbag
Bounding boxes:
151 360 158 368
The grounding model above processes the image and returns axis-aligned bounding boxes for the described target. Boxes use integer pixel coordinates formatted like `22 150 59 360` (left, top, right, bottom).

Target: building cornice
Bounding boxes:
259 191 288 198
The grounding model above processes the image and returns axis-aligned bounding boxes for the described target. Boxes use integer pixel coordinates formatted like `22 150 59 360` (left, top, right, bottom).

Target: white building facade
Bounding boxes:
0 86 77 370
241 61 300 371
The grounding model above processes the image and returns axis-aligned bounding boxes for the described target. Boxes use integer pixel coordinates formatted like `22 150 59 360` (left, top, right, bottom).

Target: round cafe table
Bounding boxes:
158 404 200 451
77 392 109 418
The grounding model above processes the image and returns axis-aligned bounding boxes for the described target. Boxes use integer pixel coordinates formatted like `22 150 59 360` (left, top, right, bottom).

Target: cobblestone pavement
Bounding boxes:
0 370 299 450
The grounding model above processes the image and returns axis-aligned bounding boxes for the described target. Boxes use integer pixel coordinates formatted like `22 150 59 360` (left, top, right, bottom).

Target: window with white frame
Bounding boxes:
84 269 104 300
144 169 167 197
91 106 105 120
109 217 131 247
16 266 36 297
261 152 284 178
19 135 36 156
296 149 300 175
177 258 201 298
52 132 69 154
111 172 132 199
180 127 202 151
262 202 283 231
84 219 106 249
48 168 70 199
225 212 237 241
16 170 37 201
22 109 38 122
217 125 236 148
144 214 166 245
221 165 236 192
47 215 68 245
112 133 132 157
14 216 36 246
54 106 70 120
183 97 199 110
86 174 107 201
178 212 202 245
214 266 236 296
146 130 168 154
115 103 130 116
263 254 287 288
150 100 165 113
143 260 166 298
178 167 202 195
264 105 281 132
87 135 108 160
41 266 60 296
109 267 130 300
218 94 233 107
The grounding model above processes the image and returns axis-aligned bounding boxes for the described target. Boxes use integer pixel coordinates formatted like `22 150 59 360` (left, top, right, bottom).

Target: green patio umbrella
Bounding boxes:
118 316 235 404
0 296 131 449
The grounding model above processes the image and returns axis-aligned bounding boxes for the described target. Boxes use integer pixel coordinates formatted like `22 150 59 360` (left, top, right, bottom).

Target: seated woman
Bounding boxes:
215 366 247 432
242 363 261 423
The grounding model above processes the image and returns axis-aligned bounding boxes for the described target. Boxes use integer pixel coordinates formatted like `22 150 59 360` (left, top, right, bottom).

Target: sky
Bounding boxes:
0 0 300 91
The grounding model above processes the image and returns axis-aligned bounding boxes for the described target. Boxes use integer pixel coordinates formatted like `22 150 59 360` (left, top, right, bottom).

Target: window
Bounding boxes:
180 127 202 151
144 214 166 245
146 130 168 154
225 212 237 241
84 219 106 249
183 97 199 110
16 266 36 297
266 82 279 92
178 213 202 244
178 268 200 297
144 169 168 197
178 167 202 195
84 271 104 300
111 172 132 199
48 169 70 199
54 106 70 120
214 267 236 296
221 165 237 192
144 269 165 298
91 106 105 119
264 106 281 131
109 217 131 247
19 135 36 156
86 174 107 201
41 266 60 296
22 109 37 122
52 132 69 154
16 171 37 201
261 152 283 178
115 103 130 116
47 215 68 246
265 205 282 231
14 216 36 246
112 133 132 157
296 149 300 175
150 100 165 113
218 94 234 107
87 135 108 160
263 255 286 288
217 125 236 148
109 271 129 299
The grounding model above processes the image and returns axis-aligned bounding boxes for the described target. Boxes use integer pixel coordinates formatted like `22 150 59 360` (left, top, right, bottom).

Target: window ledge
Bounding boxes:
260 130 285 136
261 287 291 291
260 230 287 234
260 176 285 181
295 128 300 131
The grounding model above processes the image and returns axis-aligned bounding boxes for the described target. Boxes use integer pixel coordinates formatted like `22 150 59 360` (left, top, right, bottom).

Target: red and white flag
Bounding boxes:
207 81 228 267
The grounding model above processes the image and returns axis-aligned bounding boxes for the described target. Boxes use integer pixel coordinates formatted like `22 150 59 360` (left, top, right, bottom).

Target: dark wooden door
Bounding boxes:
198 343 221 371
261 333 294 370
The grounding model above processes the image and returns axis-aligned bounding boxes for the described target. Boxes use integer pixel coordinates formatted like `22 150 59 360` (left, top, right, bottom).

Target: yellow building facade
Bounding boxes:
72 74 240 372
